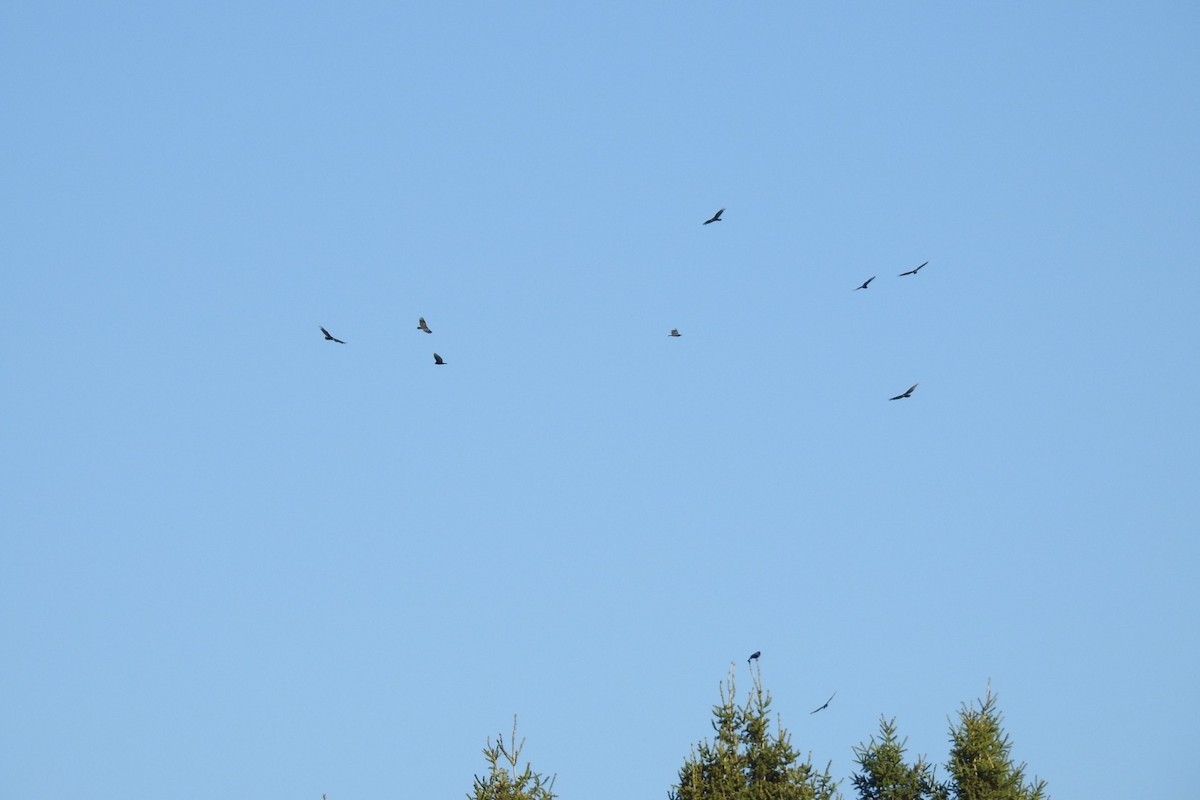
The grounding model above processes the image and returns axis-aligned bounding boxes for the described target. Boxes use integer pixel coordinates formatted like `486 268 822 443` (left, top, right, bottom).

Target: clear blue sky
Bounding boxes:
3 3 1197 798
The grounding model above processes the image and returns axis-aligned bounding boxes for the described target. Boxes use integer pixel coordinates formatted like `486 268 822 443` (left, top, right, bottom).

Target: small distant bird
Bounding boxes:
898 261 929 276
433 353 445 365
889 383 918 401
702 208 725 225
669 328 681 337
856 276 876 290
747 650 761 665
320 327 345 344
417 317 432 334
810 691 837 714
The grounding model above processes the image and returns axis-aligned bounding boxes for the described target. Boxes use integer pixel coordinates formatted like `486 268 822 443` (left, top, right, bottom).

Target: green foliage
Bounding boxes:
469 716 557 800
944 687 1047 800
669 664 839 800
851 717 945 800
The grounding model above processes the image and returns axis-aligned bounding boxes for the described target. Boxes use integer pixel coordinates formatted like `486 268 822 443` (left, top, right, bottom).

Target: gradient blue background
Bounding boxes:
3 3 1197 798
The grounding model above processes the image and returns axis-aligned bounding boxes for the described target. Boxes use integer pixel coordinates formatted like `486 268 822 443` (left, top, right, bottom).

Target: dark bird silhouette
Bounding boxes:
898 261 929 276
747 650 761 664
889 383 918 401
417 317 432 334
810 692 837 714
702 208 725 225
856 276 876 290
433 353 445 365
669 328 681 337
320 327 345 344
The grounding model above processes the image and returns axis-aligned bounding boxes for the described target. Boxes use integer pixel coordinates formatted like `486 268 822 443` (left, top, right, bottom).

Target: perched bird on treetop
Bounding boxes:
747 651 761 664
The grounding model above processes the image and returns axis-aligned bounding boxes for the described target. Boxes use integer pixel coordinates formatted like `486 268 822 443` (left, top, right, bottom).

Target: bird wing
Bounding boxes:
915 261 928 271
320 327 332 337
809 693 836 714
866 276 875 286
906 383 918 395
714 208 724 219
433 353 443 364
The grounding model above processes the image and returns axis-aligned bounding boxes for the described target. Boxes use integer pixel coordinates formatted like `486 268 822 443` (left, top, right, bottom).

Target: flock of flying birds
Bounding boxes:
858 256 928 401
319 208 929 401
318 209 909 734
319 317 444 364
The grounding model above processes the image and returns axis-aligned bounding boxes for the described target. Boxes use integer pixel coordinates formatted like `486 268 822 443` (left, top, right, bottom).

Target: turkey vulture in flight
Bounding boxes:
418 317 432 334
810 692 837 714
320 327 345 344
669 328 681 337
856 276 876 290
898 261 929 276
747 651 761 664
889 383 918 400
433 353 445 365
702 208 725 225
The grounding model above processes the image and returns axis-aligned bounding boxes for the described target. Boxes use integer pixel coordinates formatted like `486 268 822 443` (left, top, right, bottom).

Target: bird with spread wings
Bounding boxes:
810 692 837 714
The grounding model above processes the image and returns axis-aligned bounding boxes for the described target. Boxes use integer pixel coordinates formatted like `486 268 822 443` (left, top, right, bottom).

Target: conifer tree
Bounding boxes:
944 687 1047 800
469 716 557 800
669 664 839 800
851 717 945 800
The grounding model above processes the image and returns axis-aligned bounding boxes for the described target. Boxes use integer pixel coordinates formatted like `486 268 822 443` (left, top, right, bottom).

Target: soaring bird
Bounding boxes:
433 353 446 365
702 208 725 225
669 328 681 337
320 327 345 344
898 261 929 276
417 317 432 334
856 276 876 290
747 650 761 665
810 692 837 714
889 383 918 401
